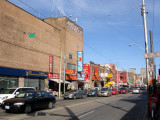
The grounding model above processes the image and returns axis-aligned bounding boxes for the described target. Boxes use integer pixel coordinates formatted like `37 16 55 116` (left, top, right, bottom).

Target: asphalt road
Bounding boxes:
0 91 147 120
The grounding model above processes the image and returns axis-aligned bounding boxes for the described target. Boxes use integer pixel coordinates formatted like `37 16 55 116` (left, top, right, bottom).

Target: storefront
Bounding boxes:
66 75 78 90
0 66 48 90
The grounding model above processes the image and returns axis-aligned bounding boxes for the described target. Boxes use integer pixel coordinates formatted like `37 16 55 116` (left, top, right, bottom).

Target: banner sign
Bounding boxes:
108 73 113 78
48 73 59 79
66 75 77 80
78 72 85 80
77 51 83 72
83 64 90 81
100 73 108 78
94 67 98 76
65 69 75 74
49 56 53 73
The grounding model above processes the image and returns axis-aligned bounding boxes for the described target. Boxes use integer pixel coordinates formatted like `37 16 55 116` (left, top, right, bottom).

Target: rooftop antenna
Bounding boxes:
60 10 61 17
52 0 54 18
69 15 72 19
75 18 78 23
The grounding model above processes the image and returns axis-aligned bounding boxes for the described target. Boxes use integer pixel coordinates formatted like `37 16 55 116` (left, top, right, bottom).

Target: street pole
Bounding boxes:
142 0 150 114
63 53 66 94
58 51 62 98
116 64 119 90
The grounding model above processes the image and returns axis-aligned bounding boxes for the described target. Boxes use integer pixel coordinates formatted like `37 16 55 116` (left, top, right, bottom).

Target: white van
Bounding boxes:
0 87 35 105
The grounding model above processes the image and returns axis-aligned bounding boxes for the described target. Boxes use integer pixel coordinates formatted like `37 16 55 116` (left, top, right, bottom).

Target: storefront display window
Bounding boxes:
24 78 45 90
0 76 18 90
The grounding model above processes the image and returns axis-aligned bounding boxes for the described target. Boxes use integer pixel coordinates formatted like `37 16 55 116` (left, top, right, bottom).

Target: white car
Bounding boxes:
132 87 140 94
0 87 35 105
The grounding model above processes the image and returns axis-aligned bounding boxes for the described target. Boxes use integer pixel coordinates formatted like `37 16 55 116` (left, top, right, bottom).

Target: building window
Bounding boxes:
69 53 72 60
67 63 76 70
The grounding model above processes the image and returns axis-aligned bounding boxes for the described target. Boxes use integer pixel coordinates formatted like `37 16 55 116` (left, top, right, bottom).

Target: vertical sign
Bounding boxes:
49 56 53 73
84 64 90 81
94 66 98 76
78 51 83 72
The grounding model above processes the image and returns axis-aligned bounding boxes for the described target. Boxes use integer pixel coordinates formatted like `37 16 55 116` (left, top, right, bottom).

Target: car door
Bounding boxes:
33 92 43 109
41 91 50 107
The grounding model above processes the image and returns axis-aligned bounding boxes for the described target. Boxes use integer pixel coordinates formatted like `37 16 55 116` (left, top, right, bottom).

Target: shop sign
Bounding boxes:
100 73 108 77
77 72 85 80
83 64 90 81
94 67 98 76
92 76 101 80
66 75 77 80
48 73 59 79
0 66 48 78
49 56 53 73
108 74 113 78
108 81 115 85
77 51 83 72
65 69 75 74
159 75 160 83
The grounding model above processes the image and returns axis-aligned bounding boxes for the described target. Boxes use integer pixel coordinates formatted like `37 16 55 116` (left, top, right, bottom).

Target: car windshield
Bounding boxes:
91 90 97 92
120 88 125 90
133 87 139 90
101 88 108 91
0 88 16 94
112 89 116 91
17 92 35 98
67 90 76 93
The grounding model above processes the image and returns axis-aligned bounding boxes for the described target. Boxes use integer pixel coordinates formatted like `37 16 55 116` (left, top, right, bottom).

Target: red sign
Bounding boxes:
158 75 160 83
83 64 90 81
94 66 98 76
49 56 53 73
65 69 75 74
92 76 101 80
48 73 59 79
66 75 77 80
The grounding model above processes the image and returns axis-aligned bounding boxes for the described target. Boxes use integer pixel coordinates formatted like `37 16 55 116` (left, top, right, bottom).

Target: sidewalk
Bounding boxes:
143 104 151 120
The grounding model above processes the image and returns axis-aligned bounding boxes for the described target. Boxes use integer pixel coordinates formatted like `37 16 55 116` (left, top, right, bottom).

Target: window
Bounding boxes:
69 53 72 60
67 63 76 70
42 91 49 97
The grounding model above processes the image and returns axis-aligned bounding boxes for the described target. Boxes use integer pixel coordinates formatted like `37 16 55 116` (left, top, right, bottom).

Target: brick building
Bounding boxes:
0 0 83 91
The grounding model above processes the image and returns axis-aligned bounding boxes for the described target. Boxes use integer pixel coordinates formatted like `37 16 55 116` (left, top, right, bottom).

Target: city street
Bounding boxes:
0 91 147 120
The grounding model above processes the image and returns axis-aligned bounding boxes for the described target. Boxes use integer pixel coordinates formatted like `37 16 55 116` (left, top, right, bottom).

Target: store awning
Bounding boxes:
49 79 71 84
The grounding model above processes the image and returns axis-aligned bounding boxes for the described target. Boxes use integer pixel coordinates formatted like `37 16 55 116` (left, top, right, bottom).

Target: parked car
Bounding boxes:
0 87 36 106
119 87 128 94
98 87 112 97
130 87 133 92
63 89 87 99
132 87 141 94
1 90 56 113
87 89 99 97
112 88 119 95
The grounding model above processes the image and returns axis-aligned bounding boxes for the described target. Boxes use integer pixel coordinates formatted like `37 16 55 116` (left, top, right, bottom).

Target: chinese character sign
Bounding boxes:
49 56 53 73
78 51 83 72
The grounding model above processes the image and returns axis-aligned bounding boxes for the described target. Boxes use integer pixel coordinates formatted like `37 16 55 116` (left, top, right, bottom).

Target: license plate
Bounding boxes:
5 106 10 109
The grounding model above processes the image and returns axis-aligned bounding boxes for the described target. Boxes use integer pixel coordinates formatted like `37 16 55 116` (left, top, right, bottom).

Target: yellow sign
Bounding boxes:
108 74 113 78
105 84 109 87
108 81 115 85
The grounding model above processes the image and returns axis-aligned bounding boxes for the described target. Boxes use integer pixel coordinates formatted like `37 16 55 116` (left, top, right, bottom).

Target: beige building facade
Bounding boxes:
0 0 83 91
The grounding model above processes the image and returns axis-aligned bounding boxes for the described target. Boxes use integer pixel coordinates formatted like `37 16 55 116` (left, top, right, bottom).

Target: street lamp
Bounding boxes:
129 43 145 50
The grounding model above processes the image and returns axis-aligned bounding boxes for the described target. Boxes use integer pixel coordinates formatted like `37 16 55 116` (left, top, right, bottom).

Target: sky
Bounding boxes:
8 0 160 74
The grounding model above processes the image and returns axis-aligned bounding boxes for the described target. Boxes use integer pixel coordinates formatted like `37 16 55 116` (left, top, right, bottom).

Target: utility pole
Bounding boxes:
150 30 156 80
141 0 150 114
59 51 62 98
63 53 66 94
116 64 119 90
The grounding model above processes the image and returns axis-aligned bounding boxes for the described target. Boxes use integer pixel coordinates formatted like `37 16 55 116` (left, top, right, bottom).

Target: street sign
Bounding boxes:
144 52 160 58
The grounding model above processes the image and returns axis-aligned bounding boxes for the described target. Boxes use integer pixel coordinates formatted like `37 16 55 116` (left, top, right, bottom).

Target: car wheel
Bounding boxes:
73 95 76 100
48 101 53 109
25 105 32 113
5 110 11 113
83 94 86 98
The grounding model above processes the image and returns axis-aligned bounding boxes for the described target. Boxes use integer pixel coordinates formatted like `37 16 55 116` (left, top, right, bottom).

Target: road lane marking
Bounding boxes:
78 110 95 119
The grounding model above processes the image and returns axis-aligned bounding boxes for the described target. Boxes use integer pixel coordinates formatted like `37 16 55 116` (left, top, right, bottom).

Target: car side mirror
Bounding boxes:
16 92 19 95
